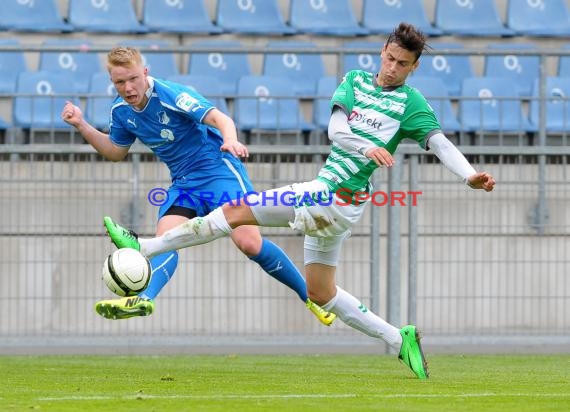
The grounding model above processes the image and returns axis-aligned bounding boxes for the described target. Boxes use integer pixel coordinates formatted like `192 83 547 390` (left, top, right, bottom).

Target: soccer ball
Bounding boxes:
102 249 151 297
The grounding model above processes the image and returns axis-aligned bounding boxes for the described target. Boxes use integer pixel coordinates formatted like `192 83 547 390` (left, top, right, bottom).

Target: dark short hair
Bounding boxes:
386 22 428 62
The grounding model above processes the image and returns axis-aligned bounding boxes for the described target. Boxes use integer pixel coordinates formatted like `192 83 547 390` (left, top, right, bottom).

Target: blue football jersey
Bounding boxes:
108 77 226 180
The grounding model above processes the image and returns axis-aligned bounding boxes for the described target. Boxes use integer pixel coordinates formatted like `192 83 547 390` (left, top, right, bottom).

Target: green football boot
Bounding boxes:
398 325 429 379
95 296 154 320
104 216 141 251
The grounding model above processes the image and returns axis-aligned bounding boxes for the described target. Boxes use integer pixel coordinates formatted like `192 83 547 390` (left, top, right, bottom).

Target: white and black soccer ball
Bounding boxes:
102 249 151 297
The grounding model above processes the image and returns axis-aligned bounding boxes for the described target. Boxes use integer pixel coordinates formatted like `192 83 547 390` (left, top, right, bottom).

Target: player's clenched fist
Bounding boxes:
61 100 83 127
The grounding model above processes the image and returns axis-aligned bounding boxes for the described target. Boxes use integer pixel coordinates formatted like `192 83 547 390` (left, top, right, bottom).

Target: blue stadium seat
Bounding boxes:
314 76 337 130
434 0 515 37
39 40 102 94
187 41 252 96
0 39 28 94
235 75 314 131
506 0 570 37
459 77 535 133
0 0 73 32
215 0 296 35
406 76 461 133
68 0 148 33
529 77 570 132
483 43 540 98
411 43 473 97
13 71 79 129
142 0 223 34
361 0 442 36
341 41 381 74
85 72 116 131
167 74 229 115
119 40 179 79
262 41 325 97
289 0 369 36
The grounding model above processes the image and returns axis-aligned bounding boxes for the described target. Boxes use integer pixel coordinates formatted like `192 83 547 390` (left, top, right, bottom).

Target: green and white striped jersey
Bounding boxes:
317 70 441 195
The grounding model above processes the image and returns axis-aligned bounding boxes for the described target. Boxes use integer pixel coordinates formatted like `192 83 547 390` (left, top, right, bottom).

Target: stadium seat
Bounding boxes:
0 0 73 32
235 75 314 131
314 76 337 131
167 74 229 115
68 0 148 33
0 39 28 94
142 0 223 34
506 0 570 37
262 41 325 97
187 41 252 96
434 0 515 37
361 0 442 36
411 43 474 97
406 76 461 133
39 40 102 94
85 72 116 131
483 43 540 98
341 41 381 74
119 40 179 79
459 77 535 133
215 0 296 35
529 77 570 132
13 71 79 129
288 0 369 36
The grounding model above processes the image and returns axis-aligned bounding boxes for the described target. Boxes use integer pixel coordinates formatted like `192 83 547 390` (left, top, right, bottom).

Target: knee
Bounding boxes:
234 233 262 256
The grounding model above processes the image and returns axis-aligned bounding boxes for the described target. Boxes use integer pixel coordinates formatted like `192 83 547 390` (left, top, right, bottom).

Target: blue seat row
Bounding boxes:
4 70 570 138
4 39 569 100
1 0 570 37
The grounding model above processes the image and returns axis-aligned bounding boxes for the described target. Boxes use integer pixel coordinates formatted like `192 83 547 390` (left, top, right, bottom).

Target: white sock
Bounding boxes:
140 207 232 257
323 286 402 349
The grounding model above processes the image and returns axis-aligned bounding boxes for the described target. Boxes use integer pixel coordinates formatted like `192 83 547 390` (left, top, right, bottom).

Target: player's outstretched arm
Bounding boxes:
61 100 128 161
428 132 495 192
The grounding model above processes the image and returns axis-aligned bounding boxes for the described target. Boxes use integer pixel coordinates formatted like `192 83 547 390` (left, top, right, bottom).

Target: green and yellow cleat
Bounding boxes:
306 298 336 326
398 325 429 379
95 296 154 320
104 216 141 251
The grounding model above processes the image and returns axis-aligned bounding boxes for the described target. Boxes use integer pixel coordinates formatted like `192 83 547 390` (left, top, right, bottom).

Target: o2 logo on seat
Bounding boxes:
455 0 474 9
35 80 54 95
208 53 227 71
309 0 328 13
237 0 256 13
254 85 272 104
57 53 77 72
91 0 110 12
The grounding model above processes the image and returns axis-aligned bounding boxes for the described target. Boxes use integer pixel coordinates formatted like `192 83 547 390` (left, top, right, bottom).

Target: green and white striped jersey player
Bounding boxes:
104 23 496 379
319 69 438 196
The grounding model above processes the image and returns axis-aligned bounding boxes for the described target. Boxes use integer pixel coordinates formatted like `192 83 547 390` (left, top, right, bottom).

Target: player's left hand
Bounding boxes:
467 172 495 192
221 141 249 159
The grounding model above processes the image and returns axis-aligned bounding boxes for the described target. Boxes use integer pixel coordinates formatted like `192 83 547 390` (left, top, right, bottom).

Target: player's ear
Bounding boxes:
412 58 420 72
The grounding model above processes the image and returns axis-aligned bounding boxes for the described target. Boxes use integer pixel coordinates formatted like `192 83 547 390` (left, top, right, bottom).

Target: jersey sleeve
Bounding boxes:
162 80 215 124
330 71 358 114
400 88 442 150
108 102 136 147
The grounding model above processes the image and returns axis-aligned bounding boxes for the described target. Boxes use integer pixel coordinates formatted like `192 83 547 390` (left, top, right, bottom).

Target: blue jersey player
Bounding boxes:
61 46 335 325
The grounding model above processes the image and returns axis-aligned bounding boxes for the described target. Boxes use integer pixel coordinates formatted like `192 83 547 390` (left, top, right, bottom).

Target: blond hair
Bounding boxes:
106 47 144 71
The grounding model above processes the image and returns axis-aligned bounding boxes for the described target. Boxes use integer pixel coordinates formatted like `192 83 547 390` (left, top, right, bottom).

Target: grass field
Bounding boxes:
1 354 569 411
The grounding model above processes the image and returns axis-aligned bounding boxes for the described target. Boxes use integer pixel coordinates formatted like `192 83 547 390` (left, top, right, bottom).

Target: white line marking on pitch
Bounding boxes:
37 393 570 402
